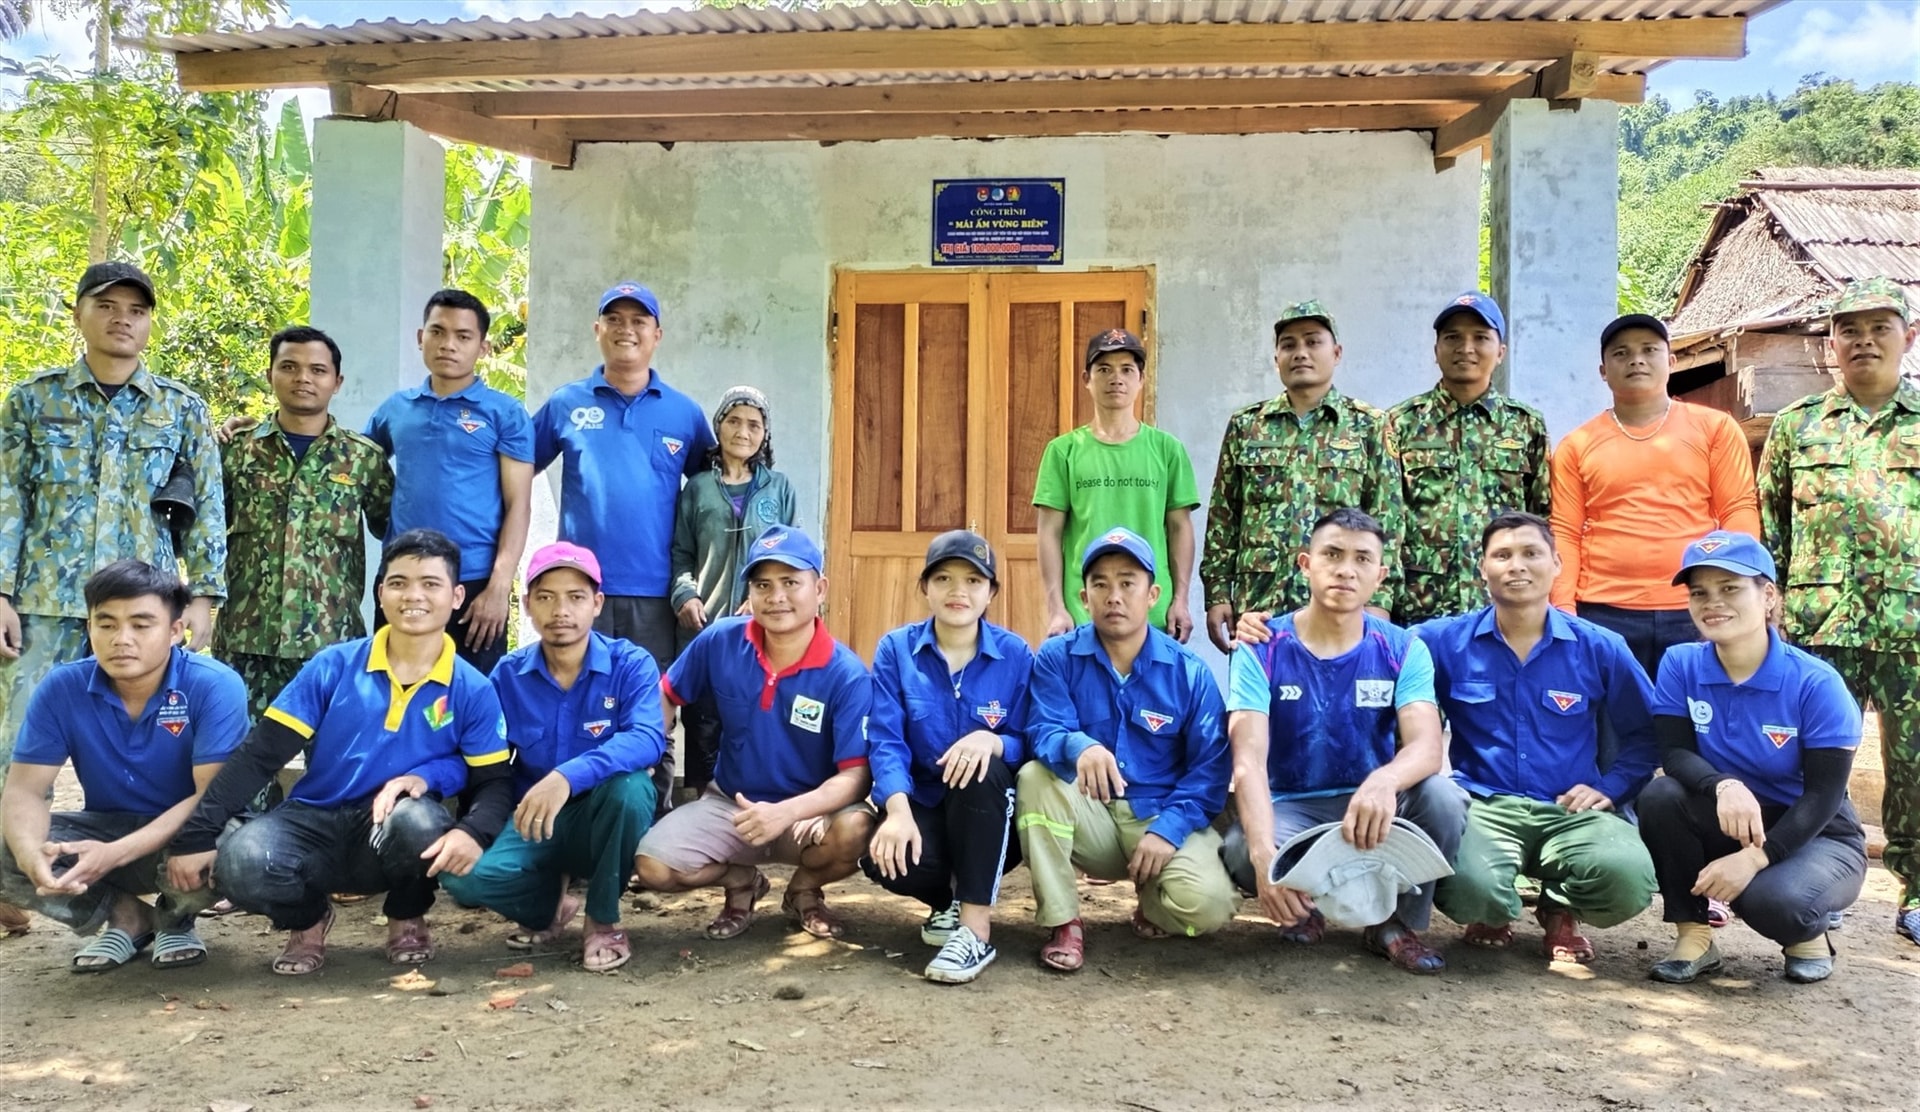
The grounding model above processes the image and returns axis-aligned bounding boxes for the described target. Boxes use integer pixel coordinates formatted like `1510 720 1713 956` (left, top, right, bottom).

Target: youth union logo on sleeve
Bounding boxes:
1355 680 1395 708
1761 724 1798 749
789 695 825 733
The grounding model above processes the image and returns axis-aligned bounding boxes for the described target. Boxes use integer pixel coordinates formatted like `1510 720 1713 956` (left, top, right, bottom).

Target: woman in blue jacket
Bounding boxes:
669 386 797 795
863 531 1033 984
1639 531 1867 985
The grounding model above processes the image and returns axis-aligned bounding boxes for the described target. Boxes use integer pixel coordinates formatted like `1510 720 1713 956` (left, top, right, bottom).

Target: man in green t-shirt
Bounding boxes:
1033 329 1200 641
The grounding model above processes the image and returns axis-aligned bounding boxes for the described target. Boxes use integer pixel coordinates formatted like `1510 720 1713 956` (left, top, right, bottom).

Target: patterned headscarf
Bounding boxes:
711 385 773 469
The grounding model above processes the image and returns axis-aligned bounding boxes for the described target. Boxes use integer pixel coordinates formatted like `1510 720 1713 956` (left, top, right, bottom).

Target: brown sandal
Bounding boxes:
1463 922 1515 949
1130 908 1171 940
272 907 334 976
508 892 582 951
705 871 769 941
582 923 631 973
0 904 30 939
1040 919 1085 973
1365 922 1446 974
1538 907 1594 964
781 887 845 939
386 917 435 965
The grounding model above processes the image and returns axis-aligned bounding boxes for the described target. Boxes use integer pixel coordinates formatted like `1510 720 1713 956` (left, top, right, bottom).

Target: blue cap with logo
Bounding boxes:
1671 530 1777 585
597 281 661 321
1080 525 1157 577
1433 291 1505 342
741 525 825 584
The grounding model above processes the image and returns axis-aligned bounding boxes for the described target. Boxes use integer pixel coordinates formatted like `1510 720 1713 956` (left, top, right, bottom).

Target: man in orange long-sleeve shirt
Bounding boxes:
1550 314 1760 689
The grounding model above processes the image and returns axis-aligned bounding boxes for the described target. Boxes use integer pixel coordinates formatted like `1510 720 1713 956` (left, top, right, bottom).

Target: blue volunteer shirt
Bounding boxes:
491 631 667 800
1029 625 1228 849
664 616 871 802
265 629 510 809
1226 614 1436 800
532 368 715 597
1413 607 1657 806
868 618 1034 809
13 647 249 814
1653 632 1861 809
367 378 534 582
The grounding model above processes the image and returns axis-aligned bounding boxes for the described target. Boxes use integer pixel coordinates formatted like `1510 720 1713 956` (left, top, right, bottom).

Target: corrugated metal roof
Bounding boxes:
149 1 1776 55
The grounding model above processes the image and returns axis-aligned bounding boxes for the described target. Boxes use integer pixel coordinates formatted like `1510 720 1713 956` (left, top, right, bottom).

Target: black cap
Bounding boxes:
75 261 155 308
1599 313 1668 351
1084 327 1146 371
921 529 997 585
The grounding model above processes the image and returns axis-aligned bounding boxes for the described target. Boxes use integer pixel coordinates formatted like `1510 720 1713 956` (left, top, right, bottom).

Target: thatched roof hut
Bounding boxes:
1668 167 1920 448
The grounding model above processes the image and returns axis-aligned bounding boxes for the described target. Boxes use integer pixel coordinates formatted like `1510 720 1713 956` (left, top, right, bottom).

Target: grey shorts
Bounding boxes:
634 787 865 873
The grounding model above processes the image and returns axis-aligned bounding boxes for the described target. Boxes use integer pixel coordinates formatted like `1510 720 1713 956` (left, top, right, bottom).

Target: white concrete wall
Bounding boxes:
529 131 1485 554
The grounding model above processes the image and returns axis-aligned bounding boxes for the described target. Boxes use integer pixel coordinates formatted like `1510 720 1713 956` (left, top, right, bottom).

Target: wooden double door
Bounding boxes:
826 269 1152 660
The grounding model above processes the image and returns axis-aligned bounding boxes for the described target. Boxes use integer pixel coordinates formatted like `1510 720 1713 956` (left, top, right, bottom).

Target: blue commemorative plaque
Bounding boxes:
931 178 1065 266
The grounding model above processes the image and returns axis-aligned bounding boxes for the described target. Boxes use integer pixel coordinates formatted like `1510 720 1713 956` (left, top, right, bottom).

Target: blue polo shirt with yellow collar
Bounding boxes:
663 616 871 803
532 367 714 598
490 630 667 800
868 617 1033 809
367 377 534 582
264 628 509 809
1028 624 1229 849
13 646 249 814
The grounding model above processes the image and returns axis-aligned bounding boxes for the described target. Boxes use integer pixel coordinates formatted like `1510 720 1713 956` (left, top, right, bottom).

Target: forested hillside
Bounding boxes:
1617 78 1920 314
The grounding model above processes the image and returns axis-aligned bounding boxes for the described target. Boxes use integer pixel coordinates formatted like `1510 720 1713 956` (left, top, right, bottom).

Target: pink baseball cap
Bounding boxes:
527 541 602 588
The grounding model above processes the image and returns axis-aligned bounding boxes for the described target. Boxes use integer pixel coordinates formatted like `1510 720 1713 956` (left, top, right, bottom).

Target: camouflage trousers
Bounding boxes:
225 651 310 721
1816 646 1920 903
0 615 90 777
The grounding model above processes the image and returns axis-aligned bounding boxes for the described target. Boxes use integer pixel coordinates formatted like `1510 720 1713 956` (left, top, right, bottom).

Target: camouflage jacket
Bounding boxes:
1201 388 1406 616
1385 385 1551 623
214 416 393 660
0 360 227 617
1758 382 1920 651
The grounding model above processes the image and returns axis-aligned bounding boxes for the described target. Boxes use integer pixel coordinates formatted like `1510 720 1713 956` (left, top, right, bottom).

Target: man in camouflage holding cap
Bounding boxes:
1758 276 1920 944
1201 300 1405 652
0 261 227 939
1385 293 1550 625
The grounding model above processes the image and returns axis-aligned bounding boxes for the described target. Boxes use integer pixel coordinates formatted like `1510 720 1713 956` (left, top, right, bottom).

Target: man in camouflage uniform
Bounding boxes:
1386 293 1550 625
1202 300 1405 652
215 325 392 718
1758 277 1920 944
0 261 227 937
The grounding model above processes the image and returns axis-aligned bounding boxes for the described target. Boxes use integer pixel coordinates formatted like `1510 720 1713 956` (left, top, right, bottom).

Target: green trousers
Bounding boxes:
0 615 89 775
1435 793 1654 929
1819 647 1920 904
1013 761 1237 936
440 771 656 929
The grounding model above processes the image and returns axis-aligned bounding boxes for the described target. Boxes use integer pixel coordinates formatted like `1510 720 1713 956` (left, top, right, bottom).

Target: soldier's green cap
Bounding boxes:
1274 300 1338 342
1830 278 1910 323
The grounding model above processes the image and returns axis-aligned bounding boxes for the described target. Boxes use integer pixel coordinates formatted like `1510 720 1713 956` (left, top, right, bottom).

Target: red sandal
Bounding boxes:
1040 919 1085 973
1365 922 1446 974
1462 922 1515 949
1538 907 1594 964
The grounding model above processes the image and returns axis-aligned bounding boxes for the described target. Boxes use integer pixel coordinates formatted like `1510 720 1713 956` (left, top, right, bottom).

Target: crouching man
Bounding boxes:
167 530 512 974
0 561 248 971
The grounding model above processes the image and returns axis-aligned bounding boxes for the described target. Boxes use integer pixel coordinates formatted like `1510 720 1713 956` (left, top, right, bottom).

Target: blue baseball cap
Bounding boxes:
1080 525 1156 577
1672 531 1777 585
740 525 825 584
1433 291 1505 342
597 281 661 320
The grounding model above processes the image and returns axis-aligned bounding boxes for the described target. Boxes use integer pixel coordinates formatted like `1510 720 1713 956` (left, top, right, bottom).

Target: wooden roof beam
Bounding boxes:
1431 50 1617 166
329 83 575 166
458 73 1644 120
174 19 1745 92
567 104 1462 145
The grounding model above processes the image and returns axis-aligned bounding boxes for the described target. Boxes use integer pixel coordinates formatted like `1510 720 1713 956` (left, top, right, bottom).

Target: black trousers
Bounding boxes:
680 692 723 792
602 594 680 812
860 757 1021 910
1637 776 1866 947
214 797 454 931
0 811 213 932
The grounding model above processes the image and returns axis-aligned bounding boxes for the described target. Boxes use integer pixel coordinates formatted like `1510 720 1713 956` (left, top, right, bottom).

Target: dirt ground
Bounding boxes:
4 781 1917 1111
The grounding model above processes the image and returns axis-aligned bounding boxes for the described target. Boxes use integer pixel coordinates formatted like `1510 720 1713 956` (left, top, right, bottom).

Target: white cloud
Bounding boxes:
0 3 98 99
1779 1 1920 82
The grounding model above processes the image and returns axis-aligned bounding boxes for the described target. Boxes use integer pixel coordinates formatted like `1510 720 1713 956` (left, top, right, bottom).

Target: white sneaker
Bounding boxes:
924 925 996 984
920 901 961 946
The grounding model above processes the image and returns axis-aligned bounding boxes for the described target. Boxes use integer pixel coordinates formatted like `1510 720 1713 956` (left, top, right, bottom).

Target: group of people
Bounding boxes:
0 259 1913 991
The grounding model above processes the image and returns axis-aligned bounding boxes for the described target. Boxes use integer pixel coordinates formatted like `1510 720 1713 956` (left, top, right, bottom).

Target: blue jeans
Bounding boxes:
214 796 453 931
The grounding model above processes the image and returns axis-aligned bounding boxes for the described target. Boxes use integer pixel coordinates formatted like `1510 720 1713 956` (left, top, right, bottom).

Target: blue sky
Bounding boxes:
5 0 1918 114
